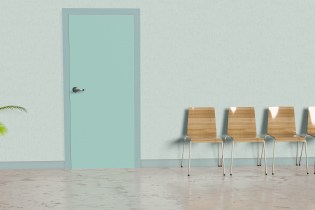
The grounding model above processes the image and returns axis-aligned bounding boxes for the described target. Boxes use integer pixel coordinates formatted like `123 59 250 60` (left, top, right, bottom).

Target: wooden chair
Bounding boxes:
266 106 309 175
225 107 267 176
181 107 225 176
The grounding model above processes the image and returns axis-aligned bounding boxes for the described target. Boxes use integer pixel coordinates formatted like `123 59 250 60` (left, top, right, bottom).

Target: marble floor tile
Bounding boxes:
0 166 314 210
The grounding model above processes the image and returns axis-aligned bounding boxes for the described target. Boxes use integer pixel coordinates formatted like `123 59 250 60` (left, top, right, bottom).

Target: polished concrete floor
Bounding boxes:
0 166 314 210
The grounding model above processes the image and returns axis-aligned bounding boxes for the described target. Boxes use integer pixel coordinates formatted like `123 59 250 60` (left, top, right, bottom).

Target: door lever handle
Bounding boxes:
72 87 85 93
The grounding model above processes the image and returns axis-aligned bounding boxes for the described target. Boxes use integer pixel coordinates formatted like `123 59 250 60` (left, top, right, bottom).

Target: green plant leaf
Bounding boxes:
0 122 7 135
0 105 27 112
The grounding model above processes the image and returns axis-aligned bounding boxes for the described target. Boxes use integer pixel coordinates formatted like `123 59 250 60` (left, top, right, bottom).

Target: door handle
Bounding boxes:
72 87 85 93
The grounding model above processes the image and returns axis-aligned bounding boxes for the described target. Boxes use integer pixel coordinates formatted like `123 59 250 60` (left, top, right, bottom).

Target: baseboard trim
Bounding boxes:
141 157 315 168
0 161 65 169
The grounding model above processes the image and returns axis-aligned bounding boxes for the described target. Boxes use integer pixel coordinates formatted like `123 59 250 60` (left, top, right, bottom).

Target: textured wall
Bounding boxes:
0 0 314 161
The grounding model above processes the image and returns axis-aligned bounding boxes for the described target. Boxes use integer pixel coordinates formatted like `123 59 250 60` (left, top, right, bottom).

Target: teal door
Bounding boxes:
63 9 140 169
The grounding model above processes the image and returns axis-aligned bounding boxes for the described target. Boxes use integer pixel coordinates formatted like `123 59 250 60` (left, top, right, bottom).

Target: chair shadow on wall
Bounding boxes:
169 109 188 165
220 109 229 136
299 108 309 166
260 109 268 137
299 108 308 135
260 109 271 157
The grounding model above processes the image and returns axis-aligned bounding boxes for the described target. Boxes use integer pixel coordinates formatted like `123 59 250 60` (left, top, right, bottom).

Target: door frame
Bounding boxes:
62 8 141 169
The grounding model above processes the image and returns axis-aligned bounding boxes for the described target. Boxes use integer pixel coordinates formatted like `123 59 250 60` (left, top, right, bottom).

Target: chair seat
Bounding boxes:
233 137 265 142
190 137 223 143
272 135 305 141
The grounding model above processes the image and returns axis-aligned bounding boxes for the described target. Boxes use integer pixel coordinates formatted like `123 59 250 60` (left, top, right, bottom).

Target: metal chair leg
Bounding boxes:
272 140 276 175
259 142 264 166
221 142 225 176
218 143 222 167
188 141 191 176
257 143 260 166
299 142 305 166
296 142 299 166
263 141 267 175
230 141 235 176
180 136 187 168
305 140 309 174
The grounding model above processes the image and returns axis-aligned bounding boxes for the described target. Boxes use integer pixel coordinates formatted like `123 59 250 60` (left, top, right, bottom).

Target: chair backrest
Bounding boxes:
267 106 296 137
227 107 256 138
307 107 315 135
187 107 216 138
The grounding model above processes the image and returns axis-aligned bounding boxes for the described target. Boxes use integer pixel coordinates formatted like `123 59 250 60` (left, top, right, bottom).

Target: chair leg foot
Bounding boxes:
265 173 267 175
307 172 309 175
188 174 190 176
230 173 232 176
272 173 274 175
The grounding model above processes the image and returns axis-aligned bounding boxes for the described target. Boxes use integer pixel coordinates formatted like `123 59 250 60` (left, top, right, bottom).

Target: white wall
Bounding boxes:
0 0 315 162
